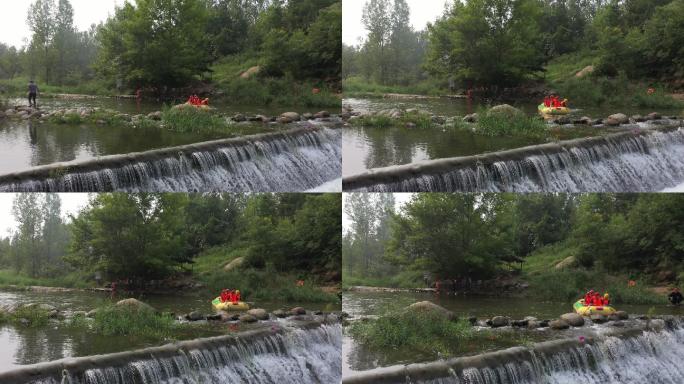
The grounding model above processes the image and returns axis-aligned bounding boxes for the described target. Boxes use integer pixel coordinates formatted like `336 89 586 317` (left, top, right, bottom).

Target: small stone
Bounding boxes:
560 313 585 327
549 319 569 330
273 309 289 318
233 113 246 122
607 113 629 124
239 314 257 323
291 307 306 316
590 314 607 324
603 117 620 126
314 111 330 119
247 308 269 321
646 112 661 120
186 311 205 321
490 316 510 328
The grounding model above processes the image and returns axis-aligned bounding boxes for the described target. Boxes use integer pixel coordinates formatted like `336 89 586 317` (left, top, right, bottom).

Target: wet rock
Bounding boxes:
560 313 585 327
615 311 628 320
405 301 456 321
72 311 87 318
604 117 620 126
405 122 416 129
463 113 478 123
432 115 446 125
19 318 30 326
608 113 629 124
631 114 646 122
646 112 661 120
302 112 314 120
232 113 246 122
291 314 314 322
590 314 607 324
24 303 57 312
206 313 222 321
512 319 529 327
273 309 290 318
553 117 571 125
279 112 301 123
468 316 477 326
115 298 155 312
291 307 306 316
147 111 162 121
239 314 257 323
247 308 269 321
48 310 61 319
539 320 550 328
86 309 99 318
186 311 205 321
650 318 665 331
247 115 263 122
488 104 523 118
549 319 569 330
612 320 624 327
527 320 541 329
314 111 330 119
223 257 245 272
254 114 270 123
490 316 510 328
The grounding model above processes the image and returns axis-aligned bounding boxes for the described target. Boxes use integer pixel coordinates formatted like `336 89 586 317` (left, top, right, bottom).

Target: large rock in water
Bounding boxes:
560 313 585 327
405 301 456 321
487 104 524 119
247 308 269 321
490 316 510 328
549 319 570 330
607 113 629 124
223 257 245 272
279 112 301 123
115 298 155 312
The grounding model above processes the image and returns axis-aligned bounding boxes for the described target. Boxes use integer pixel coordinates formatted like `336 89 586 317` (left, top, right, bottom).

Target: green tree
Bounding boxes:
11 194 44 277
27 0 56 83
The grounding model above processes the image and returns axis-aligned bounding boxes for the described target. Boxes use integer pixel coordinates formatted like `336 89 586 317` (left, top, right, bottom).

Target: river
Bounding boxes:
0 97 342 192
0 288 340 375
342 290 684 381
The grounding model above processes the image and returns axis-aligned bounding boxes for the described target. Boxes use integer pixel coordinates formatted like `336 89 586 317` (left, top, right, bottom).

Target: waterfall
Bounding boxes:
343 322 684 384
344 128 684 192
0 128 341 192
21 324 341 384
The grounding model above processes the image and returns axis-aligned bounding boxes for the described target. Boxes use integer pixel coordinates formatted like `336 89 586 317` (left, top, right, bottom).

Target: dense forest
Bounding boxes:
344 193 684 290
343 0 684 104
0 0 341 104
0 193 341 288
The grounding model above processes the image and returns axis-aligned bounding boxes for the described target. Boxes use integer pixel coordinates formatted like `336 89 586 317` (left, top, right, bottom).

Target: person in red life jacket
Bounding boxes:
220 289 230 303
584 290 593 305
234 290 241 303
543 96 550 107
603 293 610 306
560 98 568 107
594 292 603 306
201 98 210 106
435 279 441 294
550 94 560 107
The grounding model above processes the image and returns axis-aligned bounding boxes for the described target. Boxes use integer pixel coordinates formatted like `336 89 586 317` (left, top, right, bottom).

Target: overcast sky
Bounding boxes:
0 193 91 237
342 193 413 233
0 0 126 47
343 0 450 45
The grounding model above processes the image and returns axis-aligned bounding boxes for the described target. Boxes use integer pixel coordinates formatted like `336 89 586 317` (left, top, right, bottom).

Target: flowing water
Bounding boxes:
342 290 684 379
23 324 342 384
345 127 684 192
0 127 342 192
0 288 340 374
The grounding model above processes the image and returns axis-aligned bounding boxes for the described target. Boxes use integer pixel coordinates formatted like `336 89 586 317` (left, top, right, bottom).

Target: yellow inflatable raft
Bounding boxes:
573 299 616 316
212 297 250 311
538 104 570 116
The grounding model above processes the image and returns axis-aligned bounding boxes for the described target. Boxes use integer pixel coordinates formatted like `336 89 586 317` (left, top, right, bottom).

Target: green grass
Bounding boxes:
0 305 51 327
342 76 447 96
545 52 683 110
0 269 93 289
92 305 177 339
161 105 230 133
192 247 339 304
476 109 548 138
347 310 535 358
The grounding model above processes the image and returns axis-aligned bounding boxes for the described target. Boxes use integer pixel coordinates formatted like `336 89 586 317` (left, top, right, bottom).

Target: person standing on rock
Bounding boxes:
28 80 39 108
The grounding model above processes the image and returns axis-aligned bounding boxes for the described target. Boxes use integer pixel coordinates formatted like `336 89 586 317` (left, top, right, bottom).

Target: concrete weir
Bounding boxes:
0 125 342 192
343 327 651 384
343 124 684 192
0 319 341 384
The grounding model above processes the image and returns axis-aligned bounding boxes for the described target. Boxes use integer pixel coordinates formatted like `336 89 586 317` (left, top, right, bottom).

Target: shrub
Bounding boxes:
477 109 547 138
92 305 177 339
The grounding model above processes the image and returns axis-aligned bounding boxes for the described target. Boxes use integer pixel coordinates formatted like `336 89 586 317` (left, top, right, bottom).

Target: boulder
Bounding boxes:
233 113 246 122
23 303 56 312
432 115 446 125
560 313 585 327
549 319 570 330
147 111 162 121
539 319 550 328
314 111 330 119
631 114 646 122
612 320 624 327
467 316 478 326
488 104 523 119
646 112 661 120
115 298 155 312
655 270 676 283
405 301 456 321
463 113 479 123
575 65 595 78
279 112 301 123
72 311 87 318
512 319 529 327
223 257 245 272
555 256 577 270
604 117 620 126
86 309 100 318
614 311 629 320
490 316 510 328
206 313 222 321
302 112 314 120
239 314 257 323
607 113 629 124
527 320 541 329
247 308 269 321
291 307 306 316
590 314 607 324
273 309 290 318
186 311 205 321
